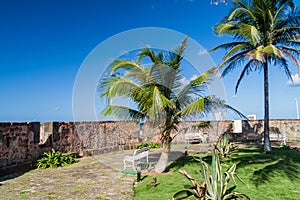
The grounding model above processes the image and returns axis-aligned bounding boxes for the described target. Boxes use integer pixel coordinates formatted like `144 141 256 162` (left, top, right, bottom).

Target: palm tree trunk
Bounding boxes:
263 61 272 152
154 142 171 173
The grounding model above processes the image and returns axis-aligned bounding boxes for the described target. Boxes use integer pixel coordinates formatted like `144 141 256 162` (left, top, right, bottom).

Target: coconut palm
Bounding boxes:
99 37 236 173
211 0 300 152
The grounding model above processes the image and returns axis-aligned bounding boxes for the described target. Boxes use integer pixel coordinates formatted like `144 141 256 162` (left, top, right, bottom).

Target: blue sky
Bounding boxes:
0 0 300 122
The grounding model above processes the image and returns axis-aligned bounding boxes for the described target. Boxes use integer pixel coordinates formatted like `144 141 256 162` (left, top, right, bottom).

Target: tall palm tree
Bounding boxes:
99 37 235 173
211 0 300 152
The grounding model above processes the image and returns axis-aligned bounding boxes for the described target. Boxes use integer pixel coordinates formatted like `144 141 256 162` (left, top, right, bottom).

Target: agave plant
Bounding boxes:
173 152 250 200
214 135 237 158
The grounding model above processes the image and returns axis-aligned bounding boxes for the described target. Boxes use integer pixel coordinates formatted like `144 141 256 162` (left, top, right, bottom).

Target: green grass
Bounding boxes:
133 147 300 200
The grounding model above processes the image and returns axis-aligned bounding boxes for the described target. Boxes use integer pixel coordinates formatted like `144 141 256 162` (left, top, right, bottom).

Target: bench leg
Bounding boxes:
123 160 127 170
132 161 135 170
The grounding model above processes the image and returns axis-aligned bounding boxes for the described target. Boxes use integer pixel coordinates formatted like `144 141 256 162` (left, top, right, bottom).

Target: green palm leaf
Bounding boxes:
110 59 145 75
148 86 174 119
101 104 144 120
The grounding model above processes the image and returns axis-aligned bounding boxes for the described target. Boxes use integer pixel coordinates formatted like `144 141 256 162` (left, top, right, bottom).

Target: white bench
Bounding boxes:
262 134 286 145
185 132 204 144
123 147 150 170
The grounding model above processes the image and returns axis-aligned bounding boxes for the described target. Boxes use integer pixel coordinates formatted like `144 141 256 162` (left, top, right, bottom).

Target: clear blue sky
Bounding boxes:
0 0 300 122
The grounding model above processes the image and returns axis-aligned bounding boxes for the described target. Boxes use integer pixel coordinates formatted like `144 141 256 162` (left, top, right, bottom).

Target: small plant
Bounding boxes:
280 143 290 150
37 149 78 169
193 121 211 129
214 135 237 158
136 141 162 149
173 151 250 200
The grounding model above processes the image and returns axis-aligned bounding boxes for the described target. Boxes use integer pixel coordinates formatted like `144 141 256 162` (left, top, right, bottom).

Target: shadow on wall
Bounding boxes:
0 122 41 178
224 120 263 143
224 120 289 144
39 122 82 155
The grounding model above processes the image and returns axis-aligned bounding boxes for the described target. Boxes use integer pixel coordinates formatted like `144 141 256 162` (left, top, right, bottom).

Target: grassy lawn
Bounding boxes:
133 147 300 200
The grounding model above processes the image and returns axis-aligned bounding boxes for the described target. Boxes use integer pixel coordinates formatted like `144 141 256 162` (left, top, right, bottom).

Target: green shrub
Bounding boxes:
37 149 78 169
192 121 211 128
136 141 162 149
280 143 290 150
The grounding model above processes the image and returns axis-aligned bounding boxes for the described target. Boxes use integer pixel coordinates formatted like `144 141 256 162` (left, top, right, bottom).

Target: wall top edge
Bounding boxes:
0 122 40 125
1 119 299 124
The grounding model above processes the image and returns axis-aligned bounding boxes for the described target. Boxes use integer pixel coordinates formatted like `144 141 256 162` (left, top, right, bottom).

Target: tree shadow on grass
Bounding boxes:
164 147 300 188
232 147 300 187
165 153 212 172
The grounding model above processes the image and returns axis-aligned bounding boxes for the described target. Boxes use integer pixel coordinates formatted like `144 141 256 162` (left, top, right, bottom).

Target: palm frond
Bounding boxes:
263 44 282 58
239 23 261 45
235 59 259 93
220 47 258 76
175 67 216 108
101 104 144 120
147 86 174 119
175 97 206 118
109 77 141 99
169 36 188 69
138 48 162 64
110 59 145 74
228 6 256 22
175 96 246 120
210 42 247 53
214 22 239 37
223 42 252 60
276 58 292 80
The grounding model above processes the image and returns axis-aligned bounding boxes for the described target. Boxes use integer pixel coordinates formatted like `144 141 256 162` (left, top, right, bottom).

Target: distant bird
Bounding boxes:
147 177 158 187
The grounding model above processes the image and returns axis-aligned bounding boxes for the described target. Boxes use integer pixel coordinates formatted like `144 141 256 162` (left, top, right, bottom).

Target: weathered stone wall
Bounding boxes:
224 119 300 142
0 122 41 175
1 119 300 175
72 121 141 155
171 120 227 143
39 121 141 156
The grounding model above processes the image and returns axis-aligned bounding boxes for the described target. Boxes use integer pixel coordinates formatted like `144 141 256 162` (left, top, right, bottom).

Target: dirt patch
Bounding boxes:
0 157 134 200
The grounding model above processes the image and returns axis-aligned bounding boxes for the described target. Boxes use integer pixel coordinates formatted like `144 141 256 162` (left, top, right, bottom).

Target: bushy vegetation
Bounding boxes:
37 149 78 169
136 141 162 149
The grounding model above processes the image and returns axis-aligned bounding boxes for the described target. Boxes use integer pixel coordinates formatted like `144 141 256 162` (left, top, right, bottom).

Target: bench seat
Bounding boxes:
185 132 204 144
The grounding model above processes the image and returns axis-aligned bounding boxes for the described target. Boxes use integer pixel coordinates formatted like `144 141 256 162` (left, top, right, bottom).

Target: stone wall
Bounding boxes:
1 119 300 175
39 121 141 156
0 122 41 175
224 119 300 142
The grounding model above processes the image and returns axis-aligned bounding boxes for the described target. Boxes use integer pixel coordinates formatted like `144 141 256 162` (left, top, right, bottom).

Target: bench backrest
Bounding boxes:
185 133 202 139
133 147 150 156
269 134 285 140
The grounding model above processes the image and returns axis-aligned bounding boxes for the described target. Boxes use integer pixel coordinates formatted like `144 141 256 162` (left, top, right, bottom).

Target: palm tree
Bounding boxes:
210 0 300 152
99 37 235 173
